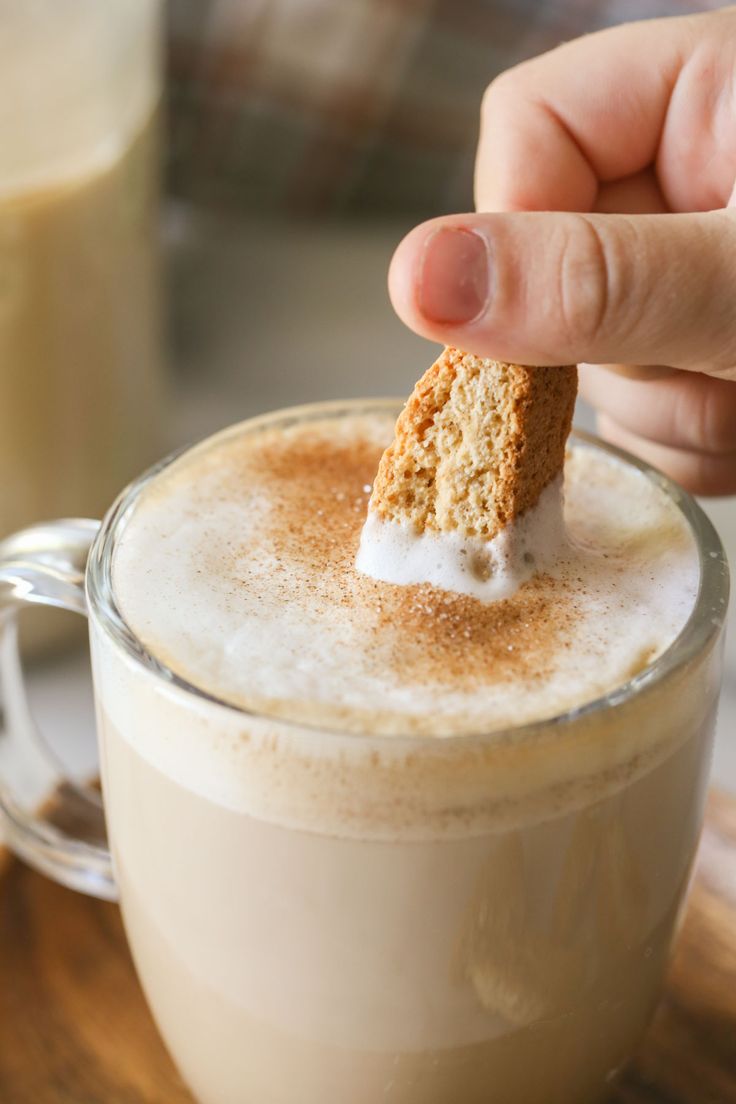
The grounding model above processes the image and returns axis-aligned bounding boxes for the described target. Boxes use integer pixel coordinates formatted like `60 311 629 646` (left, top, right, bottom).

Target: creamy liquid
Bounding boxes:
94 405 716 1104
113 411 698 736
356 475 567 601
0 1 162 650
98 704 709 1104
0 117 162 541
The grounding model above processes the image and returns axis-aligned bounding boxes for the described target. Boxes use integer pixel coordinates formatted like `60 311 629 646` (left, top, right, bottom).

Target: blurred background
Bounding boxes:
1 0 734 801
163 0 728 436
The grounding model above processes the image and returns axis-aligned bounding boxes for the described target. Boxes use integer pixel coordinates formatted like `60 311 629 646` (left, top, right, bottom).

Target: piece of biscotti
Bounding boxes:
369 347 578 541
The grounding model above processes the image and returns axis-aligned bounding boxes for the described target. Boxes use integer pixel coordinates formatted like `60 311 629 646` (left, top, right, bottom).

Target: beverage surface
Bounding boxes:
112 408 699 736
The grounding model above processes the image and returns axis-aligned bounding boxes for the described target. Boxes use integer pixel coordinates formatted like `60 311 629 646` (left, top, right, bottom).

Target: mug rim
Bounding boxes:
85 397 730 744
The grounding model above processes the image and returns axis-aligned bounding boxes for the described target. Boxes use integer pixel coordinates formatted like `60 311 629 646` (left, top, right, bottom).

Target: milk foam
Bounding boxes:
356 477 566 601
94 405 712 836
109 411 700 739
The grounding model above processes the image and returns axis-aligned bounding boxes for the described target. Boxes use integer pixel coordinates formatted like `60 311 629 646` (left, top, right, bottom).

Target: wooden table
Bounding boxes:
1 791 735 1103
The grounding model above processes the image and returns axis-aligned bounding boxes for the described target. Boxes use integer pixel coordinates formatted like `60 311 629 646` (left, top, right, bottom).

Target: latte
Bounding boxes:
89 401 713 1104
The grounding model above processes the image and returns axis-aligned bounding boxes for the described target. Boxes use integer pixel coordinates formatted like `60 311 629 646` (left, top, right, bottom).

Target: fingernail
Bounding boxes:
417 227 490 324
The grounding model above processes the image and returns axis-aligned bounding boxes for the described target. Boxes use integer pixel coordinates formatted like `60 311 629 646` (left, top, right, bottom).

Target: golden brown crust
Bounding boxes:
369 348 578 540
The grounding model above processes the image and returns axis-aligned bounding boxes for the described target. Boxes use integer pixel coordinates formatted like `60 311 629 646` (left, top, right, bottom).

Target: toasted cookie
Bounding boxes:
369 348 577 540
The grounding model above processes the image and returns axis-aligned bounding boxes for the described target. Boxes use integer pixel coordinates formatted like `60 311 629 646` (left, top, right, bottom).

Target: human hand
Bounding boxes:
388 8 736 494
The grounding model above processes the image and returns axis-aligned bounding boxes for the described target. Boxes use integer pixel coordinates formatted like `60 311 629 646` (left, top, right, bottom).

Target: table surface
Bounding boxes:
20 208 736 797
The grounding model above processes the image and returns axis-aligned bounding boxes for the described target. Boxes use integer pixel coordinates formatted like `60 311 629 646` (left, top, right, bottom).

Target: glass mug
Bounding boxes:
0 401 729 1104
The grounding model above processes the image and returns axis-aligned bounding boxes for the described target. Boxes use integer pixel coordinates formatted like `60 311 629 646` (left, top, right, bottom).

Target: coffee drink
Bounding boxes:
0 116 161 539
112 410 697 733
0 1 162 654
90 402 716 1104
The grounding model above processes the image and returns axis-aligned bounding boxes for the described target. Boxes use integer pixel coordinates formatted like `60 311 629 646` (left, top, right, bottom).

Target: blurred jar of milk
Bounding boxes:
0 0 164 648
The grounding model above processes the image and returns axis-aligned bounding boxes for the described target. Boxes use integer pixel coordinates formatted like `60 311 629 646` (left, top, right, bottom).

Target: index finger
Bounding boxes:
474 11 715 213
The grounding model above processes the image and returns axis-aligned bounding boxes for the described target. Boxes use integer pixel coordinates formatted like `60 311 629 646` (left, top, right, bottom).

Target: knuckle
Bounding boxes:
680 378 736 454
555 215 634 353
480 65 529 122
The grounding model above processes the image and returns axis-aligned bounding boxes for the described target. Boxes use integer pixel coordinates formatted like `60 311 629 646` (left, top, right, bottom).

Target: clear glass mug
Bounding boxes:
0 0 164 651
0 401 729 1104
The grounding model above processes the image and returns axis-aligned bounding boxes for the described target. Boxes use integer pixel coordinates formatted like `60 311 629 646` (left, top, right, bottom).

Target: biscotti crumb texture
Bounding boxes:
369 347 577 540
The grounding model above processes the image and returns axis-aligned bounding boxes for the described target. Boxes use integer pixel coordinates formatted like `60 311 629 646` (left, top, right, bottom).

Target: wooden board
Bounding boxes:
1 791 735 1103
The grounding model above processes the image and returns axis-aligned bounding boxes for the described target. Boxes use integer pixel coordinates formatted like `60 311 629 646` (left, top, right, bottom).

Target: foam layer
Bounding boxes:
356 476 566 601
111 409 699 738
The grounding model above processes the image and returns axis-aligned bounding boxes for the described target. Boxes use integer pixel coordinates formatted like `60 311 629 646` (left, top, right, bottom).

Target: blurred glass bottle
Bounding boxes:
0 0 164 649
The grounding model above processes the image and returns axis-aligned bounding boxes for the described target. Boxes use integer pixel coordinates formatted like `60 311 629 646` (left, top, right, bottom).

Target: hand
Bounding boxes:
388 8 736 494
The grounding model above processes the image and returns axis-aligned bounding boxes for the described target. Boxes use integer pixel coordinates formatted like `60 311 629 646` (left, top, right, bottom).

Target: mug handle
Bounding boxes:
0 520 117 901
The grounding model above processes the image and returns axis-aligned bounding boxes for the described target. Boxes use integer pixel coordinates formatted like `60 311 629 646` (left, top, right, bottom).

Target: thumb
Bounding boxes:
388 209 736 373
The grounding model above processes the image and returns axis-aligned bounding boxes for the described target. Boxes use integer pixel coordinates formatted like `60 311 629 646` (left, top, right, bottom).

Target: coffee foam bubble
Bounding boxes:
98 408 704 835
356 476 566 601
